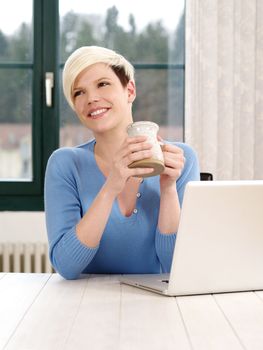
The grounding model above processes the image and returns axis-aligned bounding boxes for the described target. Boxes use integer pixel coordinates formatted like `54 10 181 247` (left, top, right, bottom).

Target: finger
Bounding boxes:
163 157 185 170
123 149 153 167
164 152 185 162
117 142 152 163
126 135 148 144
126 141 153 154
163 154 184 168
129 167 154 177
162 166 182 179
118 136 150 158
163 150 185 164
161 143 184 154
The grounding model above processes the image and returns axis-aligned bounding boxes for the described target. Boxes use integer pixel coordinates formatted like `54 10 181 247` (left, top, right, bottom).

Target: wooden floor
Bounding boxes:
1 273 263 349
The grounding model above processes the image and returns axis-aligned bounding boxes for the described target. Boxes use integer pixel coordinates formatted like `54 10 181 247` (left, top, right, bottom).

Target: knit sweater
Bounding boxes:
44 139 200 279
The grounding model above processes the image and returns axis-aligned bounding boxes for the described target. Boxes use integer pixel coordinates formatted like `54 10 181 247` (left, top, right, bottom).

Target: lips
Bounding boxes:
88 108 109 119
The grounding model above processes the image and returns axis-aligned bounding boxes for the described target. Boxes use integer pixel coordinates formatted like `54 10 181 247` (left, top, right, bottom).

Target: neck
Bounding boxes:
94 123 131 165
94 135 124 164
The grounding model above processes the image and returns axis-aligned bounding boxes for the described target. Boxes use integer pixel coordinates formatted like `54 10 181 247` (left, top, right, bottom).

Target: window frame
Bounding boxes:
0 0 59 210
0 0 185 211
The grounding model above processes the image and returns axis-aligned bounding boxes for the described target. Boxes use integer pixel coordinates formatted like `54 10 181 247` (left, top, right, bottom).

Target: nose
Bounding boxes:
86 90 100 105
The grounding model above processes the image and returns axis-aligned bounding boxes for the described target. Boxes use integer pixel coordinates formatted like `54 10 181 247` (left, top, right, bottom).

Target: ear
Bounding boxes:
127 80 136 103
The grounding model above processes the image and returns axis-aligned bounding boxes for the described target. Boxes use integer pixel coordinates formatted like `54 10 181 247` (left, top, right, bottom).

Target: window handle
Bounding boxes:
45 72 54 107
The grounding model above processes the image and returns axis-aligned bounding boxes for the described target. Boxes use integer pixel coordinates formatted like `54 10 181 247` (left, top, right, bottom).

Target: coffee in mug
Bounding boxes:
127 121 165 177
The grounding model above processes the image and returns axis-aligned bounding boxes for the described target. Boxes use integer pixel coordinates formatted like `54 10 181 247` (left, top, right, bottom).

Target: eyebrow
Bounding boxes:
73 77 111 91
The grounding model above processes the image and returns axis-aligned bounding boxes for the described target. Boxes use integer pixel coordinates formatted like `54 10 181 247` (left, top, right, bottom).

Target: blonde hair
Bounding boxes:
62 46 135 110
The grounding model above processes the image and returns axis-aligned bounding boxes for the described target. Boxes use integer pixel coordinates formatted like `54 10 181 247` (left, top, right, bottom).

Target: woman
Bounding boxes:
44 46 200 279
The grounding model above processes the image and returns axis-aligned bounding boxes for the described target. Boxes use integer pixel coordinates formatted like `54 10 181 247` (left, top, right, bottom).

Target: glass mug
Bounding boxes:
127 121 165 178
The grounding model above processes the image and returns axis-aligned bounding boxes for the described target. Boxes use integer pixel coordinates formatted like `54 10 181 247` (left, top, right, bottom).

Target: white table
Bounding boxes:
1 273 263 350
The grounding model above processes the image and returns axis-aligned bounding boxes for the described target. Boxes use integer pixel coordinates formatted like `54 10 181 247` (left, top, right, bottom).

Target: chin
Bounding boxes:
86 122 112 134
81 116 124 134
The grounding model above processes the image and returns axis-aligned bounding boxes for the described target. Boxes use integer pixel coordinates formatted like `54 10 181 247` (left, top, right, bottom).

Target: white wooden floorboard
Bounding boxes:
176 294 244 350
214 292 263 350
64 275 121 350
0 273 7 280
4 274 89 350
3 274 263 350
119 284 192 350
255 291 263 302
0 273 51 350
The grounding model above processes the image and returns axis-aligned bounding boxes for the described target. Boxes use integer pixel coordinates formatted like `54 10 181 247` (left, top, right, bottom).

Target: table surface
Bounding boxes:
1 273 263 350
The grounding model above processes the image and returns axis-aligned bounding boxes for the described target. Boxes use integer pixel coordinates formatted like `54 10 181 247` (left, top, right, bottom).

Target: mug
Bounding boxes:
127 121 165 178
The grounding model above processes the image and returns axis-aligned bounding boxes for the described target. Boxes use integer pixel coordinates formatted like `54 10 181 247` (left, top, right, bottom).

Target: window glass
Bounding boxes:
59 0 185 145
0 0 33 180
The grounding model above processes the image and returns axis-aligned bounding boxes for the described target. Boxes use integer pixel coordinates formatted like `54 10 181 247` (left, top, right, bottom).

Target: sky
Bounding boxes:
0 0 184 34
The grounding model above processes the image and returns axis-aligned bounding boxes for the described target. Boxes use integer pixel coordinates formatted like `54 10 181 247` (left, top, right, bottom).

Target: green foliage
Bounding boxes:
136 22 169 62
0 23 32 124
0 30 8 58
171 12 185 64
0 69 31 123
8 23 32 61
59 6 184 63
0 7 185 127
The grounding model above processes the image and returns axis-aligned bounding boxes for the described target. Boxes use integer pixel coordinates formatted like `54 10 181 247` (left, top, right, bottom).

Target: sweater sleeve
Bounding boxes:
44 149 99 279
155 142 200 272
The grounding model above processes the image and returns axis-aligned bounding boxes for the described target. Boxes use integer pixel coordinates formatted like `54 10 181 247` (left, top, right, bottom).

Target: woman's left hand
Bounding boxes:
159 141 185 190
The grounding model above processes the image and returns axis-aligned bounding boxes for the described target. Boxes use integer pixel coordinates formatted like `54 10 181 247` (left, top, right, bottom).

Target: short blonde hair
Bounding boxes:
62 46 135 110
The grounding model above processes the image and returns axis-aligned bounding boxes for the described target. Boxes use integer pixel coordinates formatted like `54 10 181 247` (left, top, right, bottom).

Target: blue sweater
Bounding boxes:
44 139 200 279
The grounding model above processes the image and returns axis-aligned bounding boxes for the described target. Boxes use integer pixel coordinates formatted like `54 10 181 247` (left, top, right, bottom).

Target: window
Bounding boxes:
0 0 185 210
59 1 185 146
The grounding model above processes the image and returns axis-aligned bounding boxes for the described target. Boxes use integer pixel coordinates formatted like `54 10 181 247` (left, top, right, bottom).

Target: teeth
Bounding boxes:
90 108 107 117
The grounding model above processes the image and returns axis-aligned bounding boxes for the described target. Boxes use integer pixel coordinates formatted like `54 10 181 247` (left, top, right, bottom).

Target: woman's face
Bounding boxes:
72 63 136 135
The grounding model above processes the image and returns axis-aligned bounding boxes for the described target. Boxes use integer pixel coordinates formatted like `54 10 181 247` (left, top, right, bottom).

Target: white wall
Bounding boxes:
0 212 47 242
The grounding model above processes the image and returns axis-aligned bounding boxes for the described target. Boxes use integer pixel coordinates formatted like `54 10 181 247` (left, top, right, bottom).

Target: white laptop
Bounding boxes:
120 180 263 296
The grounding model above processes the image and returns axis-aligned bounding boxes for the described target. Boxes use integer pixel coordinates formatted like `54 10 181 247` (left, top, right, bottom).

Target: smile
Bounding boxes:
89 108 108 118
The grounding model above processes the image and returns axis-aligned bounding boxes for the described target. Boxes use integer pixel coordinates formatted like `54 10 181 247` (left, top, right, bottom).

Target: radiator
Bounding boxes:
0 242 53 273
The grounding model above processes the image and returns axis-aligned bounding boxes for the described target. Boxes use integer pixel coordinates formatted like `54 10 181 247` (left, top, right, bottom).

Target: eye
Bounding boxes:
98 81 110 88
73 90 84 98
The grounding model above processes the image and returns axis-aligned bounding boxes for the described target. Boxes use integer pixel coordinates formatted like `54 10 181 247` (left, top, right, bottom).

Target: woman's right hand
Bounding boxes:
105 135 153 195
